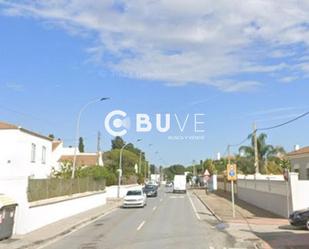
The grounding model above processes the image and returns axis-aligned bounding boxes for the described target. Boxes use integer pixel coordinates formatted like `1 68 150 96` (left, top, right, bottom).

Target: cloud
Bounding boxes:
4 82 24 92
2 0 309 91
279 76 299 83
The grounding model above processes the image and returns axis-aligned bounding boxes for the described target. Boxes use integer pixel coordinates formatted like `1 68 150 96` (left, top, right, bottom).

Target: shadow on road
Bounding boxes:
215 190 282 219
241 229 309 249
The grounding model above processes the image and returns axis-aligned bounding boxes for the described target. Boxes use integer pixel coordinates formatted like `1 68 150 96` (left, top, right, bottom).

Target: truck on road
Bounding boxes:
173 175 187 193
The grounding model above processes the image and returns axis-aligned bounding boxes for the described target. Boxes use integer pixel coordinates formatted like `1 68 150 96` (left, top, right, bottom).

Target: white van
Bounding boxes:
173 175 187 193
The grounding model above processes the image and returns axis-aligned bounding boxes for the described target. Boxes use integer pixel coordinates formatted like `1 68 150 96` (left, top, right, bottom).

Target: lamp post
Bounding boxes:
71 97 110 179
139 151 142 174
145 144 152 179
117 139 141 198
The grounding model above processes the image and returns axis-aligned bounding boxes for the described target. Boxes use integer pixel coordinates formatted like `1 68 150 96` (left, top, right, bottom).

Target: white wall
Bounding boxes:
26 192 106 233
105 184 140 198
218 173 309 218
0 175 29 235
289 172 309 211
0 175 138 235
0 129 54 178
237 176 290 217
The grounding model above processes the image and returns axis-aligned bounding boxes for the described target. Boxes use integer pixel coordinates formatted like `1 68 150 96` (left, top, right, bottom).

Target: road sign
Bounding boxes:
227 163 237 218
227 164 237 181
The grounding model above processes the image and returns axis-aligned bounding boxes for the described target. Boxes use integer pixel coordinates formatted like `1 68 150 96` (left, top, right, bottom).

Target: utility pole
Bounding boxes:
227 145 231 166
97 131 101 166
139 151 142 174
227 144 235 218
193 160 196 176
253 123 259 174
97 131 101 152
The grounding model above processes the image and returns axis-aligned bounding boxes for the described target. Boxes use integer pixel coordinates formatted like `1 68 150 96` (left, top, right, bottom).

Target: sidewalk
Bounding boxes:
193 189 309 249
0 198 121 249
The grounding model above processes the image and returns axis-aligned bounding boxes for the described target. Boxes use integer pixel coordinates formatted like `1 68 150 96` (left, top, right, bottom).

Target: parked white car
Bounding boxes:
123 189 147 208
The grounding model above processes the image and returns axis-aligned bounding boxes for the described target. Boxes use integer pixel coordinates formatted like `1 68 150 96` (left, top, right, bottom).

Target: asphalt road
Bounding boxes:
41 187 237 249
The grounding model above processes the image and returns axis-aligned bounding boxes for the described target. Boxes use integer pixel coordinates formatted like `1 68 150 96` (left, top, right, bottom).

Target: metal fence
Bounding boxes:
28 177 106 202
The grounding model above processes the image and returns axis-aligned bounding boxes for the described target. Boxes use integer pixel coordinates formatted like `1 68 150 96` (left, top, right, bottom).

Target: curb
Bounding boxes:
192 191 223 223
192 191 269 249
16 202 121 249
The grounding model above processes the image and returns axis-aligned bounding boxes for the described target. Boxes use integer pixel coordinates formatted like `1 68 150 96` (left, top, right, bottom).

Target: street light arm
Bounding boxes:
71 97 110 179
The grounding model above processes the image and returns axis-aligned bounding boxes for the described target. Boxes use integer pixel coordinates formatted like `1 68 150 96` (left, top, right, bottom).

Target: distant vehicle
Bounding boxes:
165 181 173 188
173 175 187 193
123 189 147 208
289 208 309 230
144 184 158 197
150 174 160 183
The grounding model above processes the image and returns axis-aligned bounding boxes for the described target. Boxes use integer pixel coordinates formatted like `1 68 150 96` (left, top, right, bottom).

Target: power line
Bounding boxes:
257 111 309 131
229 135 252 147
224 110 309 156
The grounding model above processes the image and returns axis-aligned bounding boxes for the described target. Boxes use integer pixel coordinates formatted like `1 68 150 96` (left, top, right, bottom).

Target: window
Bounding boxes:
42 146 46 164
293 164 299 173
31 143 36 163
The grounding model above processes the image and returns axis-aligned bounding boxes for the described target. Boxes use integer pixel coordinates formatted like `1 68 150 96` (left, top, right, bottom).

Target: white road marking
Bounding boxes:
153 206 157 211
169 196 185 199
137 220 146 231
187 192 201 220
160 198 163 202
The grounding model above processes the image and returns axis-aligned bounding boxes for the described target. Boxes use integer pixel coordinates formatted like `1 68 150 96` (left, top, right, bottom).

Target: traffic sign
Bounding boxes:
227 164 237 181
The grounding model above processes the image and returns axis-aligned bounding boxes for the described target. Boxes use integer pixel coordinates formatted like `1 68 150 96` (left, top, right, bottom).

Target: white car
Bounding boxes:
123 189 147 208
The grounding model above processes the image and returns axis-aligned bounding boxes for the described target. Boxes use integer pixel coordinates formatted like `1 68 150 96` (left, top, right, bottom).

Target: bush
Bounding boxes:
52 164 117 186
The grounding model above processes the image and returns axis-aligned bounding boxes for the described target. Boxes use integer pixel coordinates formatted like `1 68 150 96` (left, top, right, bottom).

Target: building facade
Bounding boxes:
0 122 54 178
287 146 309 180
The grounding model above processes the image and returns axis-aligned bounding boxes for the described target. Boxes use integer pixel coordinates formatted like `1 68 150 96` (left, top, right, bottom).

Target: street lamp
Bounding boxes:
145 144 152 179
117 138 141 198
71 97 110 179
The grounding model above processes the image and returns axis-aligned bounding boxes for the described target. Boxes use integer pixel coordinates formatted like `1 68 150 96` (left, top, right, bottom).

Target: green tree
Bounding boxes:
111 136 125 150
164 164 185 180
78 137 85 152
48 134 55 139
235 155 255 174
239 133 285 173
203 159 216 174
150 164 156 174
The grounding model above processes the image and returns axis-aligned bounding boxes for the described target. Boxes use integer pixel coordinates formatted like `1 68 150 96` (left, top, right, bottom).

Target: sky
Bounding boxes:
1 0 309 166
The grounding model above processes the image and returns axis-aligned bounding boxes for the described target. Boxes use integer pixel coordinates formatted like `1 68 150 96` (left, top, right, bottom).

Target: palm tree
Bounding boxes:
239 133 285 173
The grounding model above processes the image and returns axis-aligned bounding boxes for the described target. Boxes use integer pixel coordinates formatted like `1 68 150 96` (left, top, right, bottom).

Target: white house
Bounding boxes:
0 121 104 179
287 146 309 180
0 121 54 178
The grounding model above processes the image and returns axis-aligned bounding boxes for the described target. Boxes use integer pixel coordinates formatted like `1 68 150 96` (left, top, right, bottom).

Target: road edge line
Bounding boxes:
192 191 223 223
187 192 201 220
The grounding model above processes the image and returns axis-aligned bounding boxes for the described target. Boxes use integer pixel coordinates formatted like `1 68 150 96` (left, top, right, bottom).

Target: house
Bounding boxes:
0 121 104 178
58 153 103 167
0 121 54 178
287 146 309 180
52 139 104 168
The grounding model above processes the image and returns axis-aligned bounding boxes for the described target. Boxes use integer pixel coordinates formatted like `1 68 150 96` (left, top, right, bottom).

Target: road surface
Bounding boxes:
40 187 240 249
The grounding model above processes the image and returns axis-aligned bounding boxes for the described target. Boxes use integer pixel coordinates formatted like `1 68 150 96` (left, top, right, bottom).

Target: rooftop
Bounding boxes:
0 121 52 141
287 146 309 157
